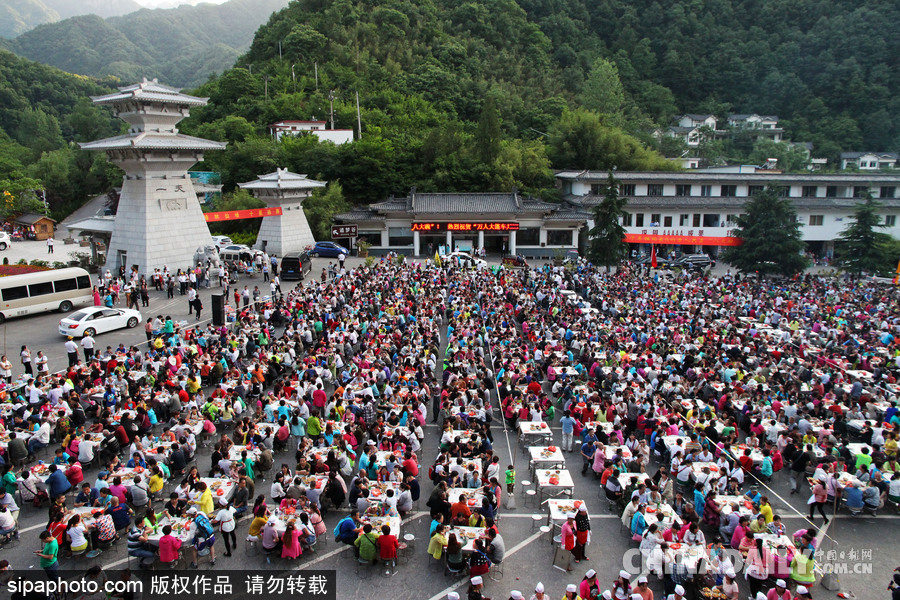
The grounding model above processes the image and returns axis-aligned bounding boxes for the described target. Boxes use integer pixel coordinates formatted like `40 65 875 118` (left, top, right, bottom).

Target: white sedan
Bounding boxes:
59 307 142 338
442 251 487 268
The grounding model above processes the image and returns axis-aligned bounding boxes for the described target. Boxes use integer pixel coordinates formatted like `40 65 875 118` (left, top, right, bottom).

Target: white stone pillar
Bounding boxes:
572 229 579 247
477 230 484 253
446 230 452 251
380 229 388 247
509 230 517 255
413 230 420 256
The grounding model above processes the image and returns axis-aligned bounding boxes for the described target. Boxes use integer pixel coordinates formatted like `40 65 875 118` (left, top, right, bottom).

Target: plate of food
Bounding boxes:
669 543 681 550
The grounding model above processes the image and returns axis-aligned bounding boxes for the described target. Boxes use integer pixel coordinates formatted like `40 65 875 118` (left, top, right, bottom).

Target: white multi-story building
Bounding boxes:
268 120 354 145
558 168 900 258
727 114 783 141
840 152 898 170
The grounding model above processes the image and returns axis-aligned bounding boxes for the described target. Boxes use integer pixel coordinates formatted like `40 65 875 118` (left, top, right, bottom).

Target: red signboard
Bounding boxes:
411 222 519 232
204 207 282 222
624 233 743 246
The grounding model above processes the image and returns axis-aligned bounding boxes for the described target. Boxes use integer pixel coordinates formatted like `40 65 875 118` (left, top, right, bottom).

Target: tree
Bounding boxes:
303 181 349 241
580 58 625 117
834 191 888 278
0 176 46 221
722 186 808 277
747 139 811 172
587 172 628 270
475 96 501 164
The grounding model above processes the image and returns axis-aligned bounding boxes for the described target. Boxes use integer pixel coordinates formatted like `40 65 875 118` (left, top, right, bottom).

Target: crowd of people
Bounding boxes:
0 250 898 599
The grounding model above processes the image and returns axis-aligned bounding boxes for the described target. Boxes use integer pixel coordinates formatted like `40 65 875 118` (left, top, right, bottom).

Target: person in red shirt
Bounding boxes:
450 496 471 521
402 451 419 477
158 524 183 565
739 449 755 473
64 458 84 487
526 380 542 395
377 524 399 566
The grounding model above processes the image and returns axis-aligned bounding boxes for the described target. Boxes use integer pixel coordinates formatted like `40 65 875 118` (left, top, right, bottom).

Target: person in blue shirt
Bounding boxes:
693 484 706 518
73 482 99 507
126 453 146 469
45 464 71 499
844 485 864 515
335 511 361 545
560 411 577 453
53 448 71 466
580 438 597 476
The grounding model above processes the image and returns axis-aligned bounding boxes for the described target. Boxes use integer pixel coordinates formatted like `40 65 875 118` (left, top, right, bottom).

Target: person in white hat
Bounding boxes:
755 594 767 600
614 571 632 600
563 584 579 600
601 592 612 600
573 503 591 561
468 576 488 600
509 592 525 600
668 584 685 600
560 512 577 571
447 593 459 600
530 582 546 600
767 578 791 600
794 586 811 599
580 569 600 599
721 568 739 599
634 576 651 600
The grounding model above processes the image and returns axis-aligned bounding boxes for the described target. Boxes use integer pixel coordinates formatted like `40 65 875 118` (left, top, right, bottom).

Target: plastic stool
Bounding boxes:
531 514 544 531
539 525 552 542
489 561 504 582
524 489 538 507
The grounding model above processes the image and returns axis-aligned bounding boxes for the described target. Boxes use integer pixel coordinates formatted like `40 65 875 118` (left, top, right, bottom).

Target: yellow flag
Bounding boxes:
435 251 442 267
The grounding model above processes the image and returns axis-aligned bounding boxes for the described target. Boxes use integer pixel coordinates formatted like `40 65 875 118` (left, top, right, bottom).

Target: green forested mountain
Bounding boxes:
8 0 290 87
0 50 122 220
0 0 140 38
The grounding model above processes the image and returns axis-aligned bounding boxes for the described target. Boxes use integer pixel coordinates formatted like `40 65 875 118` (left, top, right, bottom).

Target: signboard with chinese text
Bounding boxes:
331 224 358 238
624 233 742 246
411 222 519 232
204 208 282 222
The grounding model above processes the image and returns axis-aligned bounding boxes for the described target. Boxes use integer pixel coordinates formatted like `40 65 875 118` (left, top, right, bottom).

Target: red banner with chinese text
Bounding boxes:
204 208 283 222
624 233 742 246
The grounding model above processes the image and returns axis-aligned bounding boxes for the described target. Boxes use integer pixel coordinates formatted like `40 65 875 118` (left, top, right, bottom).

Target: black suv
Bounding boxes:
675 253 716 269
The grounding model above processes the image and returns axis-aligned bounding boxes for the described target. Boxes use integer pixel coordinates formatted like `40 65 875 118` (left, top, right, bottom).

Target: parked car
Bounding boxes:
59 306 142 337
211 235 233 249
502 254 528 268
441 251 487 268
311 241 349 258
220 244 250 253
0 231 10 251
675 253 716 269
635 254 673 267
280 251 312 280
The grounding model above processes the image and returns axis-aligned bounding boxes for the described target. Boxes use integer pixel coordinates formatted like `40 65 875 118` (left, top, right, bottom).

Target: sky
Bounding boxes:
132 0 229 7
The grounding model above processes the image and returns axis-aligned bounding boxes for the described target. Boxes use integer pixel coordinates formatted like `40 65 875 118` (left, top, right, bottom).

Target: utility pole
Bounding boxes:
328 90 334 130
356 91 362 139
264 76 269 102
314 61 318 91
278 41 282 60
291 64 296 93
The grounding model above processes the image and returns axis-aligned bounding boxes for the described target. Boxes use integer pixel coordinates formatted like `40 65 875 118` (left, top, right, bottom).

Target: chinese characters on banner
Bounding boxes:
410 222 519 232
204 207 283 222
623 233 743 246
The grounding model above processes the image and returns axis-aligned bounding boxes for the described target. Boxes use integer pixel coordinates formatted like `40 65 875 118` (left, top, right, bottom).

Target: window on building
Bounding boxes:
547 230 572 246
590 183 603 195
358 231 382 245
748 185 764 197
886 215 897 227
777 186 790 197
517 228 540 245
726 214 739 225
650 213 661 225
802 186 817 198
647 184 664 196
808 215 824 226
702 214 720 227
721 185 737 197
675 184 692 196
679 214 689 226
388 227 413 246
854 186 869 198
621 212 633 227
692 214 701 227
826 186 838 197
663 216 673 227
621 184 636 196
881 186 896 199
635 213 644 227
700 185 712 197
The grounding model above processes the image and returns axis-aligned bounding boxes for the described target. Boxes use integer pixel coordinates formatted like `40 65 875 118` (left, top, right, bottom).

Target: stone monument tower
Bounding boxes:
80 78 225 276
238 168 326 256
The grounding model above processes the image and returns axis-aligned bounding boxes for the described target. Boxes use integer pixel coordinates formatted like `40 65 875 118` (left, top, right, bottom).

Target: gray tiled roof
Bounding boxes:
333 210 384 222
412 193 520 214
91 78 208 107
80 132 226 152
555 170 900 184
841 151 899 160
567 194 900 210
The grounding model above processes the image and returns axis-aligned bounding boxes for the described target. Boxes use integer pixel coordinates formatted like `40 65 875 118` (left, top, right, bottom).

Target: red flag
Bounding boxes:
651 244 657 268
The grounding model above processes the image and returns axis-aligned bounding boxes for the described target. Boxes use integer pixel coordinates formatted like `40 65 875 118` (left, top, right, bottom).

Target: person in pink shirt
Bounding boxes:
766 579 791 600
158 524 183 565
108 477 128 505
